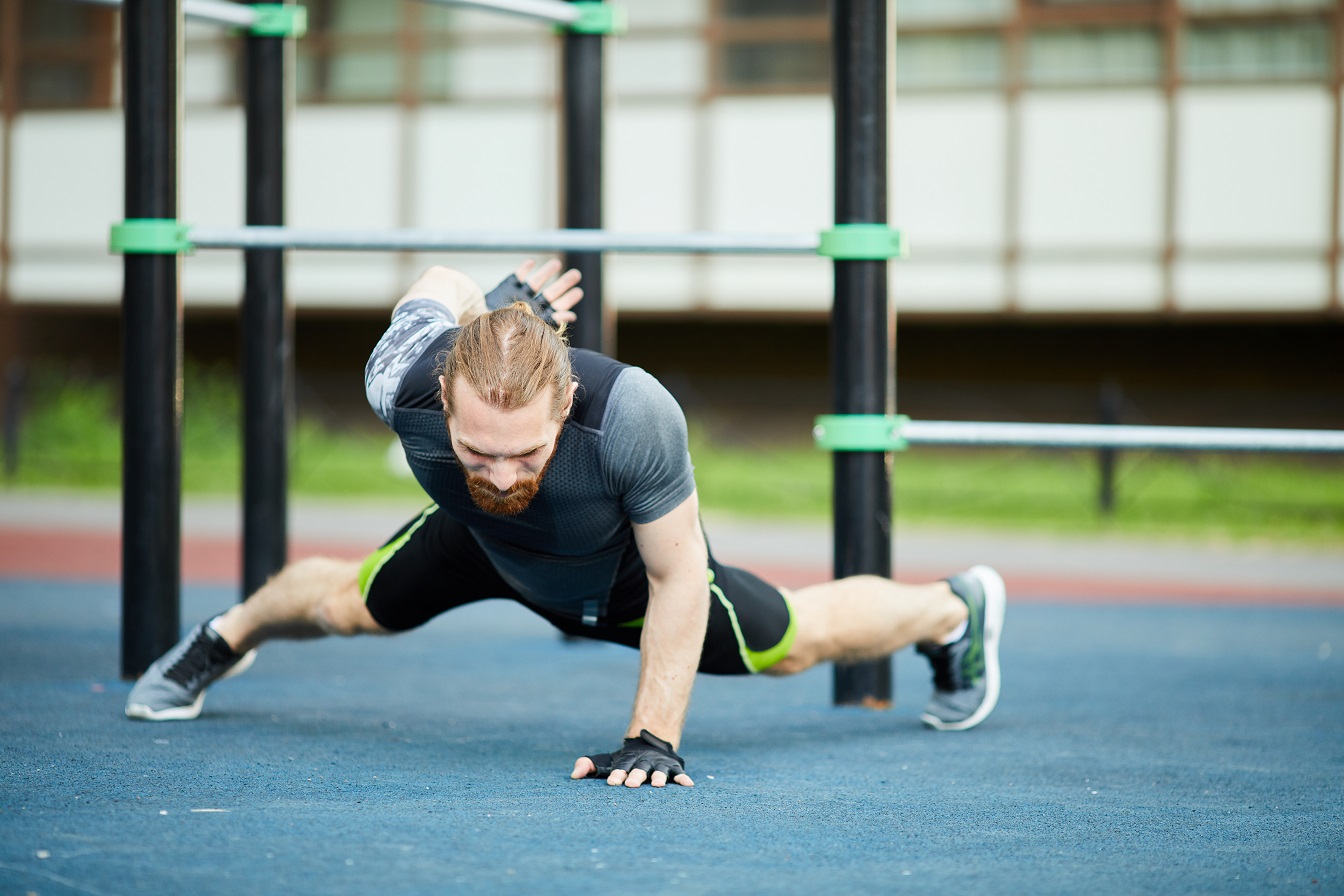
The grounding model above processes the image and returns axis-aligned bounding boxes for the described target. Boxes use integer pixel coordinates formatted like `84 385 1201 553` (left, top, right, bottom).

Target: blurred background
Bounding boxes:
0 0 1341 539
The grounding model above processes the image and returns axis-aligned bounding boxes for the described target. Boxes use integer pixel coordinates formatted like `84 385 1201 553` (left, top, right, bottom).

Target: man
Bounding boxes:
126 259 1007 790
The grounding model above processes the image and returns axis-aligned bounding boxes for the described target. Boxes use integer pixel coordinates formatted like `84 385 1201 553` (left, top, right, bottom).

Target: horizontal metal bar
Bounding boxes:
895 247 1333 265
184 0 257 26
903 420 1344 453
418 0 581 25
188 226 823 255
72 0 258 27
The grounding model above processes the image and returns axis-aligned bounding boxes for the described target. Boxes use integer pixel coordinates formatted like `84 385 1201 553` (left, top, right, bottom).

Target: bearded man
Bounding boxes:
126 260 1006 789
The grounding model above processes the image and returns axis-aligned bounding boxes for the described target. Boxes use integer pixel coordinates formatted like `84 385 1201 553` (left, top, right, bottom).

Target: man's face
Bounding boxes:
441 376 572 516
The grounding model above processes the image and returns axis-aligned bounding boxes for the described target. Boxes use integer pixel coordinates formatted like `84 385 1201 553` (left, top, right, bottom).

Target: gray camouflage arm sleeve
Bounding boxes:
364 299 457 428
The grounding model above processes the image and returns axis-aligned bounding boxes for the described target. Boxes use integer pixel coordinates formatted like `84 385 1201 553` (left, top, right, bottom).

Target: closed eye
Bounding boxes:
455 442 545 462
453 443 489 464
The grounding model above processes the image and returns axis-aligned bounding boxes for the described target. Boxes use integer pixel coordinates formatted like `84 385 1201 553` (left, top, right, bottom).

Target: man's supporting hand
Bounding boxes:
571 729 695 789
485 258 583 327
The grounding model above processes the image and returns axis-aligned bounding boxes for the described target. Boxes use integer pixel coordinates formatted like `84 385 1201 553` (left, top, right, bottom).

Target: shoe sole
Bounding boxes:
922 565 1006 732
125 648 257 722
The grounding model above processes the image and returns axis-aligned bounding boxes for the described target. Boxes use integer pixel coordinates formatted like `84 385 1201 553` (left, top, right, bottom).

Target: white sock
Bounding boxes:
939 619 968 646
205 616 238 653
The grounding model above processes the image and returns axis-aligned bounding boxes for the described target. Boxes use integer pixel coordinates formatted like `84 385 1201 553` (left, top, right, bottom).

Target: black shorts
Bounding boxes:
357 504 796 675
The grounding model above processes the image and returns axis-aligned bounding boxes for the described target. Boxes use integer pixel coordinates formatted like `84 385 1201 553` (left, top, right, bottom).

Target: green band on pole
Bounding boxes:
109 219 193 255
565 2 626 34
813 414 909 452
817 224 907 260
249 4 308 38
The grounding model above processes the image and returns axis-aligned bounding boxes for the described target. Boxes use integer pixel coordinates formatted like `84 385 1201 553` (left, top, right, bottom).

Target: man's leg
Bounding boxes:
125 557 385 721
211 556 386 654
768 575 965 675
771 568 1007 731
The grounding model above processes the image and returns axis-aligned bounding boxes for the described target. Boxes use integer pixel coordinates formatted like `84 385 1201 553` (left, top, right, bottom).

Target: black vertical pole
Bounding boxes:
562 3 607 354
242 6 291 598
1098 378 1121 515
121 0 182 678
831 0 892 706
3 360 23 480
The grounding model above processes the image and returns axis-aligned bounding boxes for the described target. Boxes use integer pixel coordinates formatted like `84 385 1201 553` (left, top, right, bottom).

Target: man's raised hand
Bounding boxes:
485 258 583 327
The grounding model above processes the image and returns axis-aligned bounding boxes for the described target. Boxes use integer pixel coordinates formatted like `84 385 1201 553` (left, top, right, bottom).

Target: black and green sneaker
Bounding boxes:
915 565 1006 731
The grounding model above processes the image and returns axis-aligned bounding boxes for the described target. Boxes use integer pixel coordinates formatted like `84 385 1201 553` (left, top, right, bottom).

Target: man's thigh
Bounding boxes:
700 558 796 674
359 504 512 631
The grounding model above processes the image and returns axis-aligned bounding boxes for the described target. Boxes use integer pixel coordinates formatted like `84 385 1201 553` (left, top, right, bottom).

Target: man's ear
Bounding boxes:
561 379 579 419
439 375 451 411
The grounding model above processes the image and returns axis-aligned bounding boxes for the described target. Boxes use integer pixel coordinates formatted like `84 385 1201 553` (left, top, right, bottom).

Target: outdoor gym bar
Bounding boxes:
184 226 825 255
420 0 582 26
903 421 1344 453
77 0 272 29
813 416 1344 454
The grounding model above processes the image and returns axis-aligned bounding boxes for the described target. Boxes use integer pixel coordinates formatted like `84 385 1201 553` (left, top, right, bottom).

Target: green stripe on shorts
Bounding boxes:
708 569 797 674
358 504 438 601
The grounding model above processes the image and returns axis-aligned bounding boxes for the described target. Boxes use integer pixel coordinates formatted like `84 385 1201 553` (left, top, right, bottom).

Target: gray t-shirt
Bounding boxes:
365 300 696 619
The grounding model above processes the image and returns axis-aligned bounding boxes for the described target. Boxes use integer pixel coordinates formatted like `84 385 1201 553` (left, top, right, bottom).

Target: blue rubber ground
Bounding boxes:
2 579 1341 895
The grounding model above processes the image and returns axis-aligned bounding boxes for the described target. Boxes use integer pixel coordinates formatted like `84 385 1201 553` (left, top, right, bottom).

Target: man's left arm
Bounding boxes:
571 490 708 788
391 259 582 325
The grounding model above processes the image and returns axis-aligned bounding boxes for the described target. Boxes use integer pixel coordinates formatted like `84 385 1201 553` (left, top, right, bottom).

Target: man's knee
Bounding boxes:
317 587 387 637
282 557 386 637
764 652 813 677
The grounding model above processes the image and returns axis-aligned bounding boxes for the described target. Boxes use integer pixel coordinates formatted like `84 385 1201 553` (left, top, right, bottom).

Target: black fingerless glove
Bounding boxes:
484 273 558 327
585 730 686 780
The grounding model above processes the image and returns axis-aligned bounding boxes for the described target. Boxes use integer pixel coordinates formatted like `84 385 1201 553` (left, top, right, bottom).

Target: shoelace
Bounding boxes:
164 629 230 687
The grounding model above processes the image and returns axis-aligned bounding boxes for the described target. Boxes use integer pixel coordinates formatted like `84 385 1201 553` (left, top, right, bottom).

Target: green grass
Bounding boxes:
690 428 1344 545
7 365 1343 546
9 364 426 503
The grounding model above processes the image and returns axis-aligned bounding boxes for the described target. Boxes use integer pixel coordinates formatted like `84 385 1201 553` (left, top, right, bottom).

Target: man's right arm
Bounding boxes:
392 266 488 323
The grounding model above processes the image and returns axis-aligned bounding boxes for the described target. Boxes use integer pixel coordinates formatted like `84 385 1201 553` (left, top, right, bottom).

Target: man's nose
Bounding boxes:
487 463 518 492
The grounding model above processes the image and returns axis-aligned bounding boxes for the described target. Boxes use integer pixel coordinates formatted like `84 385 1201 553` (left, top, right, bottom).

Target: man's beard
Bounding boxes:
457 430 561 517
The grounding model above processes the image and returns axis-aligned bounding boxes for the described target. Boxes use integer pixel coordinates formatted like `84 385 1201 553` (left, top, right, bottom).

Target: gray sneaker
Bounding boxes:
915 565 1006 731
125 620 256 721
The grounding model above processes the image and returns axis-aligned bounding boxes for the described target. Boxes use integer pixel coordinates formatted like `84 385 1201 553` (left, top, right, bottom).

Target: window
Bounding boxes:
182 21 243 106
1027 27 1163 85
897 33 1005 89
1183 20 1332 81
1182 0 1331 11
12 0 117 110
712 0 830 94
898 0 1012 26
297 0 407 103
295 1 552 104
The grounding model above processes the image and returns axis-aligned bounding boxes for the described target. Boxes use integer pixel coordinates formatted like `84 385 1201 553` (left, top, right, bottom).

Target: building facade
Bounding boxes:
1 0 1340 432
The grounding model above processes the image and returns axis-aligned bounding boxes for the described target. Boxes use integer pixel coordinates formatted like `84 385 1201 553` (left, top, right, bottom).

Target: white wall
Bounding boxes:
9 110 124 303
180 109 246 305
700 96 833 311
891 93 1007 313
1174 86 1333 311
1018 91 1167 251
1016 90 1166 312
